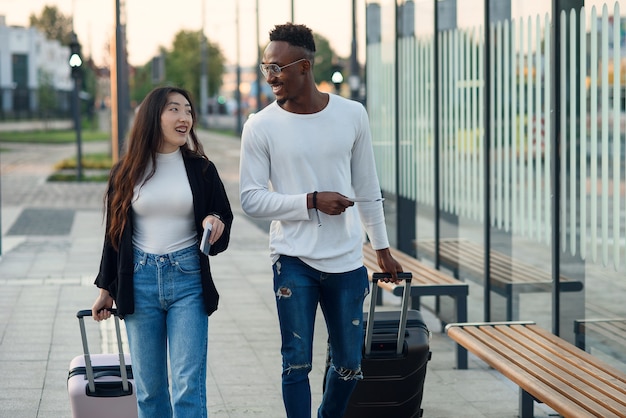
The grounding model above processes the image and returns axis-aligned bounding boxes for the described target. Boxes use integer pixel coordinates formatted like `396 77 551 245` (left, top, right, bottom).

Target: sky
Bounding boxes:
2 0 615 68
0 0 367 67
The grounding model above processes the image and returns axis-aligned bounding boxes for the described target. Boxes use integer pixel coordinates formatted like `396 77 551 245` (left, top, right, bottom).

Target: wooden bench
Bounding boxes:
417 239 584 320
445 321 626 418
362 244 469 369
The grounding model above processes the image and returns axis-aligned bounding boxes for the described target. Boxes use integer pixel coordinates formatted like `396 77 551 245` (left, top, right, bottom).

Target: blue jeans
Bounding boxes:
124 245 208 418
272 255 369 418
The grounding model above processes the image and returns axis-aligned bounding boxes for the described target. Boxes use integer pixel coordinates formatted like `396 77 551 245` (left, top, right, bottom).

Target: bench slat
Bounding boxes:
526 325 626 386
447 323 626 418
493 325 626 416
465 325 621 416
446 325 598 418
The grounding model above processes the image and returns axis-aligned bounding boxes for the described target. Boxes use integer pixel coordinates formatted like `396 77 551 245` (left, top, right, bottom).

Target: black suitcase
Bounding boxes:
344 272 431 418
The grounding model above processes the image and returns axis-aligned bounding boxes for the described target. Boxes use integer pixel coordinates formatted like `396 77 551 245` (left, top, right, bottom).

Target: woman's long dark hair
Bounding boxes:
105 86 206 250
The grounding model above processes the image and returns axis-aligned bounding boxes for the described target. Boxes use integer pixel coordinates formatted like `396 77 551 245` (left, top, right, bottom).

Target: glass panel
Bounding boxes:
499 4 556 330
408 0 436 264
575 1 626 373
367 1 398 244
432 0 486 322
367 2 625 375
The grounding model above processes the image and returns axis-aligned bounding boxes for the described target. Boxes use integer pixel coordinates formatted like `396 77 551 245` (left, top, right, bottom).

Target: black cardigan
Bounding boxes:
94 154 233 317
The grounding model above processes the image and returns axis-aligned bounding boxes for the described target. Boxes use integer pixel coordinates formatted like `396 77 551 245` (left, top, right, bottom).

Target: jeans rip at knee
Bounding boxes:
284 362 312 375
332 365 363 381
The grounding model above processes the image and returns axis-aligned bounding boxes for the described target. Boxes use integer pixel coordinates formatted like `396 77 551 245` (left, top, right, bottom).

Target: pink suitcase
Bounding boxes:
67 309 137 418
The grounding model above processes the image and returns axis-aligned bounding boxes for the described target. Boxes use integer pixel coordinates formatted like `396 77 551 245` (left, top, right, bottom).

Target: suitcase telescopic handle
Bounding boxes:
365 272 413 356
76 309 129 393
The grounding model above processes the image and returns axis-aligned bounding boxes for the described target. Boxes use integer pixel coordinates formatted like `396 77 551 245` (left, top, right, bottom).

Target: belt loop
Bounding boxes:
134 247 148 265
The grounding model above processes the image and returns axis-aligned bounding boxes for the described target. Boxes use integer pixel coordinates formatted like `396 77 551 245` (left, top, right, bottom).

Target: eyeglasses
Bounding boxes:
259 58 308 77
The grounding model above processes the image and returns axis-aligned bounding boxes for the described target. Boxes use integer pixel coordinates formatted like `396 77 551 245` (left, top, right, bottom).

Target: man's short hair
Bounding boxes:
269 23 316 53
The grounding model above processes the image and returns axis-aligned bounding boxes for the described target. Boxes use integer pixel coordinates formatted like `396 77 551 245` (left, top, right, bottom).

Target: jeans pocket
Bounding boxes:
133 260 145 273
174 253 201 275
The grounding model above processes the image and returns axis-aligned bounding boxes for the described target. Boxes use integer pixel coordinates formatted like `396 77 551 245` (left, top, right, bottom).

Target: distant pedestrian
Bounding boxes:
91 86 233 418
239 23 403 418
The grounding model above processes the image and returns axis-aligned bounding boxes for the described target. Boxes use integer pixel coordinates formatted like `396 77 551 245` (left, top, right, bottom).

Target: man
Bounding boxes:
239 22 402 418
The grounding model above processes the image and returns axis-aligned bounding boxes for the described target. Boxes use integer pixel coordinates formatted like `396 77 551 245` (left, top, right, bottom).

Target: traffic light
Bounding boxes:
69 33 83 80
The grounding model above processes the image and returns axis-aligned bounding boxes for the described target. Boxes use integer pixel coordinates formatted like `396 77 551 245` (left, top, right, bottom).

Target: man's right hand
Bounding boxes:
313 191 355 215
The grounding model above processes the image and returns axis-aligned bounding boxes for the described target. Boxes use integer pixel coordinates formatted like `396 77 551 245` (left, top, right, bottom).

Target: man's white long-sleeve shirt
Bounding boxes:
239 94 389 273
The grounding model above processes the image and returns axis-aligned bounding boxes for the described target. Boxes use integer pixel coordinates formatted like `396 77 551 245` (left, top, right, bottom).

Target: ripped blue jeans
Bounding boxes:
272 255 369 418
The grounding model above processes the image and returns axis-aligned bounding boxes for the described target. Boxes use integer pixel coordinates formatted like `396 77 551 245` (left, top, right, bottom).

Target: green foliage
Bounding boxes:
0 130 109 144
48 172 110 182
29 5 74 46
166 31 202 97
54 152 112 170
29 5 97 122
131 30 226 107
312 33 339 84
79 61 98 123
130 62 156 105
37 70 57 120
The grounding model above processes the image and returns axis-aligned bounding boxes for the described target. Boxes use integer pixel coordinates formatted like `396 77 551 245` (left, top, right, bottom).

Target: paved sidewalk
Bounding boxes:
0 131 555 417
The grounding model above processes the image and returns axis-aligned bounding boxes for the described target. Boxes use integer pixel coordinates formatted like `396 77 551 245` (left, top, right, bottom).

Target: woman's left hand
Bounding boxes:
202 214 225 244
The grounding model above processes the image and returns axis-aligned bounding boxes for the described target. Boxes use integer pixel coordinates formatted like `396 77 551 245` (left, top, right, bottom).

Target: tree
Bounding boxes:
166 30 225 101
130 30 225 108
312 33 341 85
29 5 74 46
37 70 57 124
30 5 96 127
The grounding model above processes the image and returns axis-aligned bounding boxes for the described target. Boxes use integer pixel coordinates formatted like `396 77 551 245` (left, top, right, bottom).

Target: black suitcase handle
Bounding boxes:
372 272 413 280
366 272 413 356
76 308 130 394
77 308 118 318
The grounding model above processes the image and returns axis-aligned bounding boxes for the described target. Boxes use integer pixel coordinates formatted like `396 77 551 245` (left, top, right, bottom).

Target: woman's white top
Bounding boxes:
131 149 196 255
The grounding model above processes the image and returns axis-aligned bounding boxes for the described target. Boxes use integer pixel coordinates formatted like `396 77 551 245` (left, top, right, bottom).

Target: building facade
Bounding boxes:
0 16 73 119
365 0 625 373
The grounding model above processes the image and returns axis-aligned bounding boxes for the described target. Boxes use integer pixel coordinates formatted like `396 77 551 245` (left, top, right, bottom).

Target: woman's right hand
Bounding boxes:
91 289 114 321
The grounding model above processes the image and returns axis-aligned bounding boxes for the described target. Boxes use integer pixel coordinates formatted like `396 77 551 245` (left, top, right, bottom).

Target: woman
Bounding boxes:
91 86 233 418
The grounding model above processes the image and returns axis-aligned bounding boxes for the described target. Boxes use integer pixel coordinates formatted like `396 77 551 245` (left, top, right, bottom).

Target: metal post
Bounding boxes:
0 149 3 256
550 0 562 336
256 0 262 112
350 0 360 101
200 0 208 128
115 0 123 155
236 0 242 134
483 0 492 322
69 32 83 181
73 77 83 181
433 0 440 269
112 0 128 161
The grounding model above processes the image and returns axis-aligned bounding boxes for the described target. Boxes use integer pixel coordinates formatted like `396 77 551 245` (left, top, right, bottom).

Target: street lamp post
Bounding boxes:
200 0 209 129
69 33 83 181
331 66 344 95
